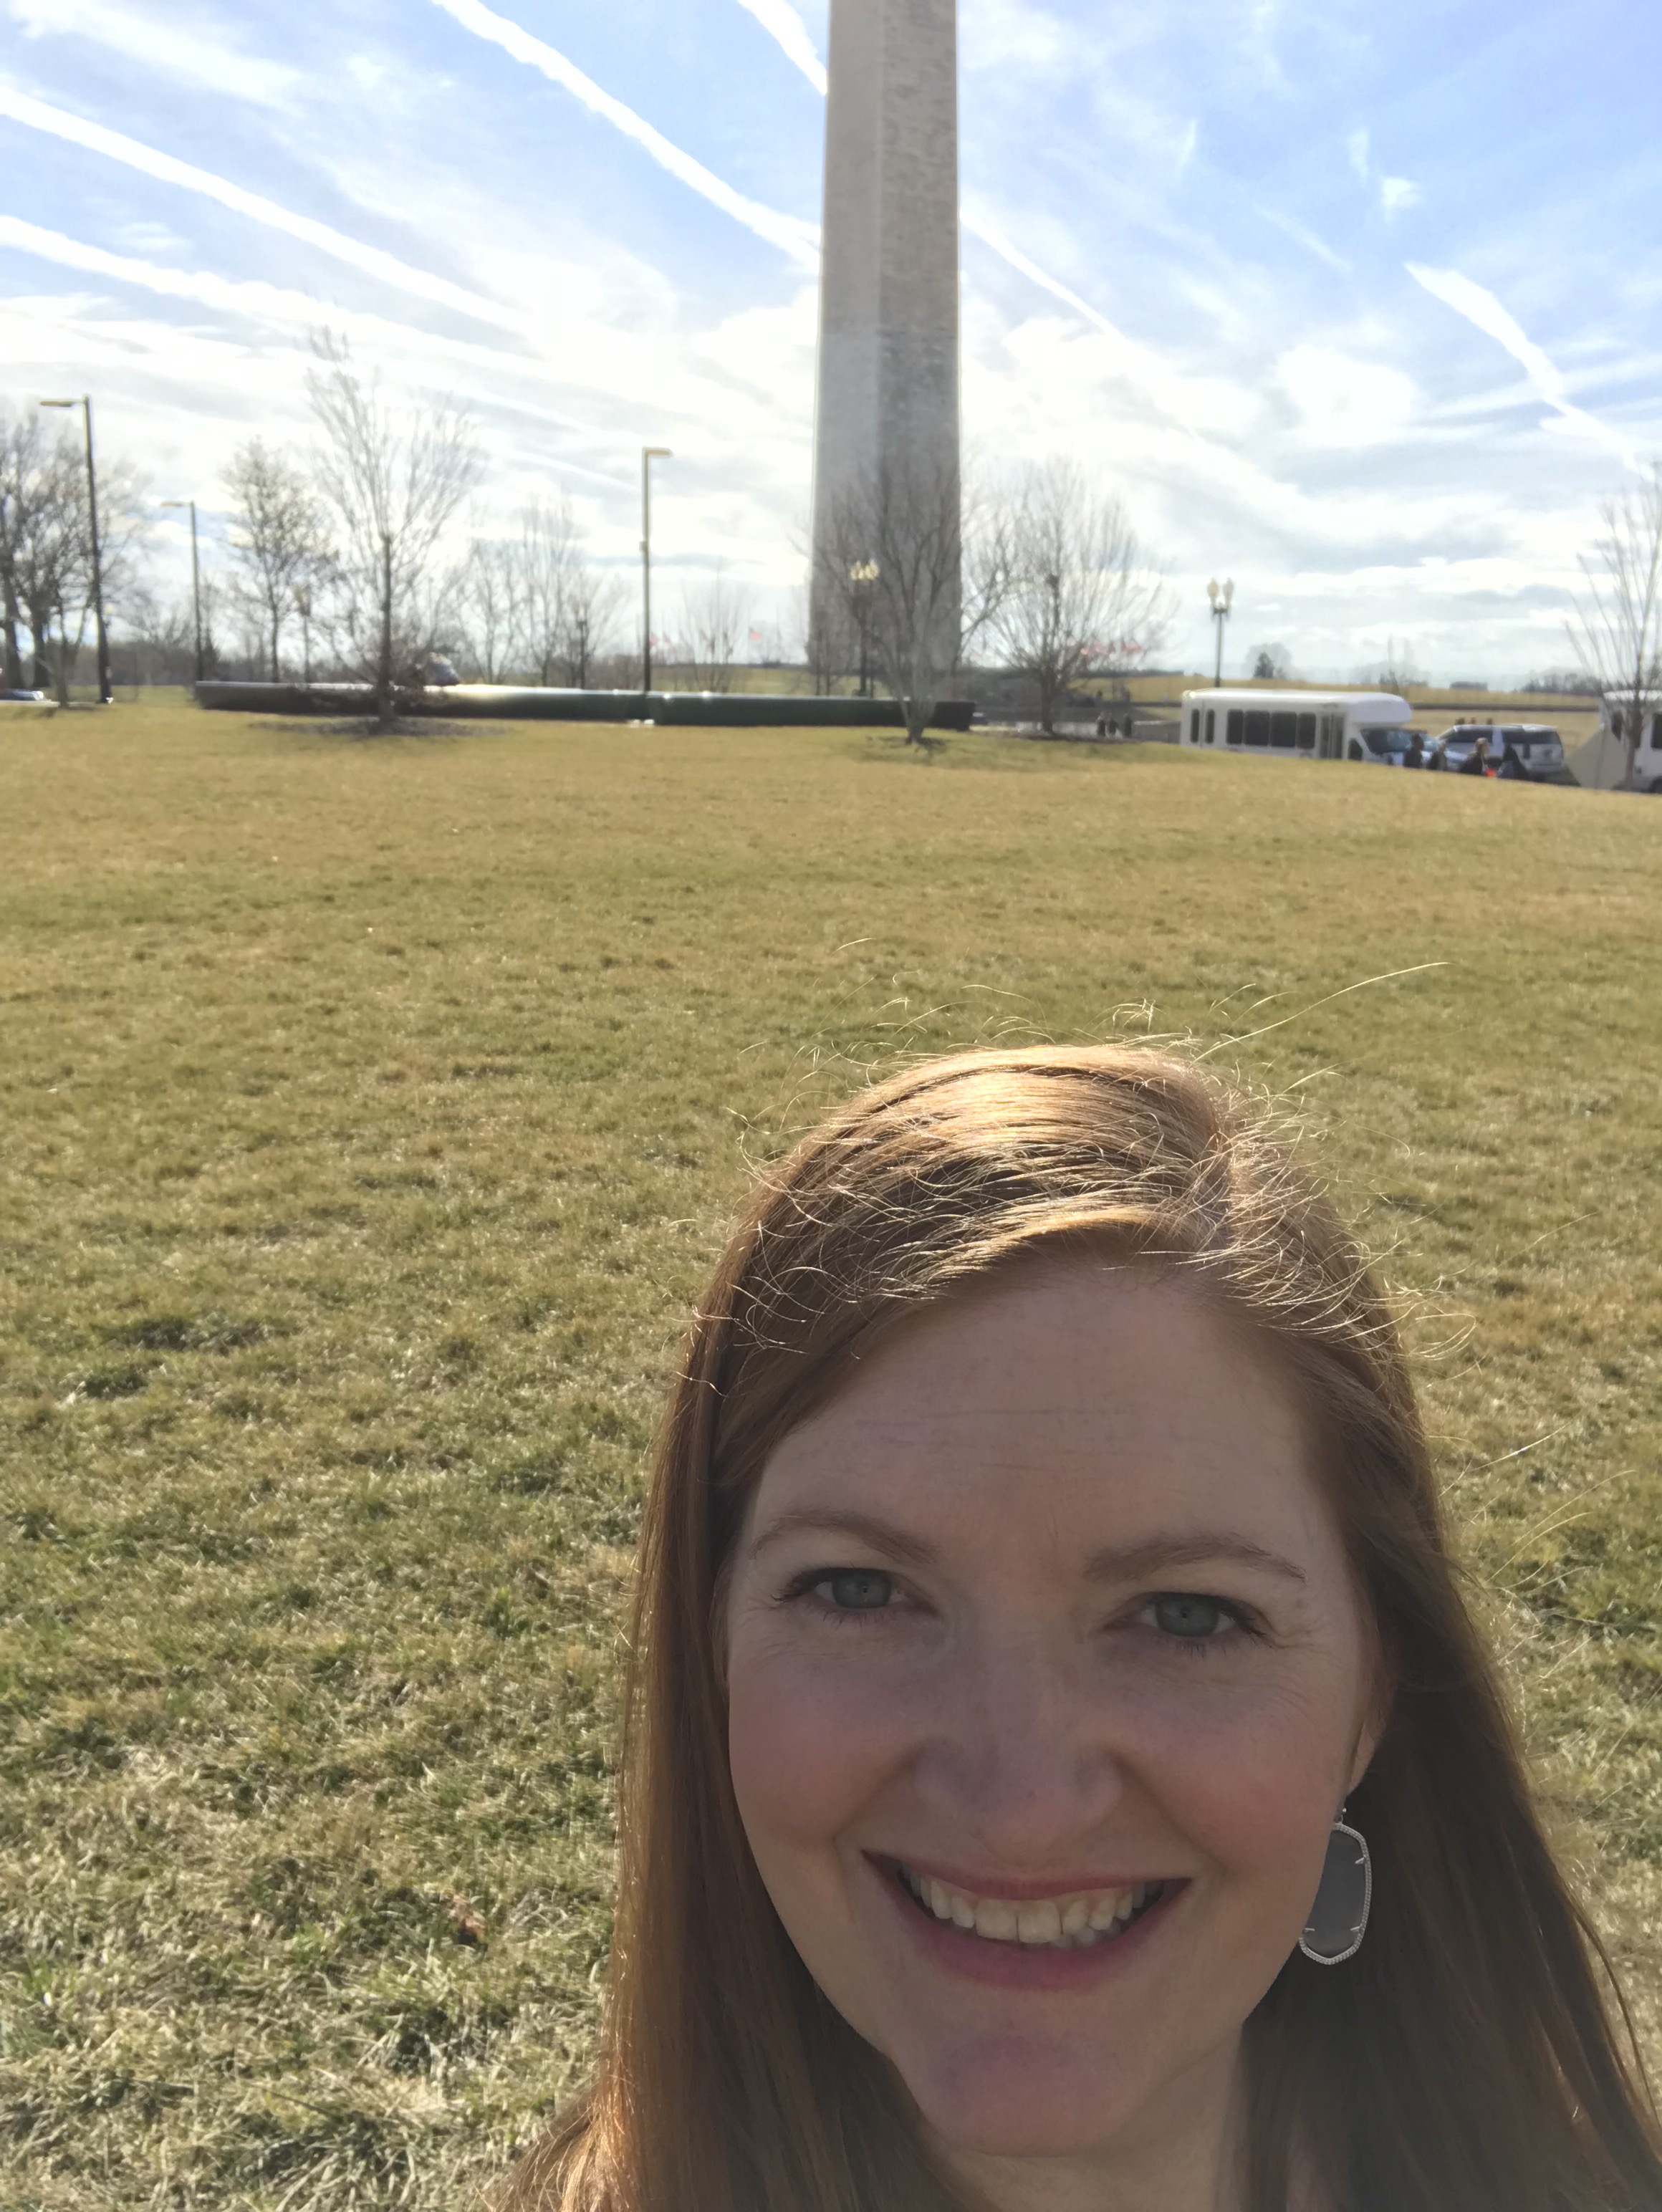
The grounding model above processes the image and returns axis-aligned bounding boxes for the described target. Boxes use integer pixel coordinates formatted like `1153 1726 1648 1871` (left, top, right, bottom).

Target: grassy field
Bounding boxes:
1 702 1658 2209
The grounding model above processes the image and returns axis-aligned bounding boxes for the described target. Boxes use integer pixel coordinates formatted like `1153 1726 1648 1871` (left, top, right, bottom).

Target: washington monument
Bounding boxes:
809 0 961 652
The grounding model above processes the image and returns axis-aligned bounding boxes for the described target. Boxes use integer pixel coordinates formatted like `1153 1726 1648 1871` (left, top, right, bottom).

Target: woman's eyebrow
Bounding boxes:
746 1508 937 1566
1085 1536 1307 1586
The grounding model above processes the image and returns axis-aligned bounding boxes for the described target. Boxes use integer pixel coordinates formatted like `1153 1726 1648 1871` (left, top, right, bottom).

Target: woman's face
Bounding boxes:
725 1261 1381 2185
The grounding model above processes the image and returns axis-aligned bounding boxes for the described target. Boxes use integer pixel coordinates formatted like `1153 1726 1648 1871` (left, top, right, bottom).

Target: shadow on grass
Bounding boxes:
253 718 514 744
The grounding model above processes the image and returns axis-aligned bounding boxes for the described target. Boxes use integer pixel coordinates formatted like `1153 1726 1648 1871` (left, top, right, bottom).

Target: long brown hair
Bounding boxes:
506 1047 1660 2212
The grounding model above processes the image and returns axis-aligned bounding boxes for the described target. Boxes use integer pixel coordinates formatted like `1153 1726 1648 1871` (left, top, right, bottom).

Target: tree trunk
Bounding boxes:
378 534 395 727
1 569 22 692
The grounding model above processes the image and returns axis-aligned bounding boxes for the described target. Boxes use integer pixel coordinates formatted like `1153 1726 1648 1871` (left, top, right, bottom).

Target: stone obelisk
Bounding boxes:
810 0 961 652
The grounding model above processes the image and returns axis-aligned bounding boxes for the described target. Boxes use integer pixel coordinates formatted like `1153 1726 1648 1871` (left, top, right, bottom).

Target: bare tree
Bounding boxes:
224 438 330 680
677 567 751 692
818 456 1011 744
1349 636 1427 693
306 335 481 725
1567 464 1662 791
117 585 196 687
991 460 1173 736
0 409 148 702
450 535 520 681
503 494 625 687
511 494 576 684
797 579 841 696
561 560 625 687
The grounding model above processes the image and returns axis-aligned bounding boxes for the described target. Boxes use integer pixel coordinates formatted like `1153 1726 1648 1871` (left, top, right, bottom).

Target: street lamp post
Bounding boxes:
293 583 314 687
42 395 111 704
640 446 672 695
848 559 879 696
160 499 203 683
1206 576 1235 689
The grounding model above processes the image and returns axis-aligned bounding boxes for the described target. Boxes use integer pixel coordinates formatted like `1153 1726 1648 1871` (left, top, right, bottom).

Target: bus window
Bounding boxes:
1244 711 1270 746
1189 709 1201 741
1652 713 1662 749
1318 713 1342 759
1297 713 1315 750
1227 710 1244 745
1270 711 1297 748
1204 708 1216 744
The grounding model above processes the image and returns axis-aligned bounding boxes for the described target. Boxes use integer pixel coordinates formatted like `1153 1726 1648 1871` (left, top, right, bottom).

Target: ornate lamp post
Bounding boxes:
849 559 879 696
1207 576 1235 689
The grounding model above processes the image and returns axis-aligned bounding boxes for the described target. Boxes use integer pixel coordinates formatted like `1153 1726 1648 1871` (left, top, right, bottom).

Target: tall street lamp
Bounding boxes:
293 582 314 687
42 395 111 704
641 446 672 695
849 559 879 696
1206 576 1235 690
160 499 203 683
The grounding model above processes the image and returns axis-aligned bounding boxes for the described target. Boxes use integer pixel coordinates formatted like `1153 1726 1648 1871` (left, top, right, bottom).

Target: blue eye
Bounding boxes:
815 1569 895 1612
1150 1593 1230 1640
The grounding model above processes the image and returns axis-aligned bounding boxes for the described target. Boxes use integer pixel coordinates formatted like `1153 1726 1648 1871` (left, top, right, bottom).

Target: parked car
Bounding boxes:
425 658 460 688
1433 723 1565 779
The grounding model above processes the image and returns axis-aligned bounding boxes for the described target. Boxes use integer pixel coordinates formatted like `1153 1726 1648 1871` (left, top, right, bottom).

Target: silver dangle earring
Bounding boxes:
1299 1809 1372 1966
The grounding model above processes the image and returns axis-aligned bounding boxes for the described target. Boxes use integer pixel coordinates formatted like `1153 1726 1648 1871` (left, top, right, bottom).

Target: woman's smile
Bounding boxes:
878 1857 1186 1989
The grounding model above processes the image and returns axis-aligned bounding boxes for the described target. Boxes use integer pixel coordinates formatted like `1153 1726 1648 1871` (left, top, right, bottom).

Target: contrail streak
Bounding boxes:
727 0 1191 413
1407 264 1630 458
733 0 827 93
0 85 525 332
429 0 821 271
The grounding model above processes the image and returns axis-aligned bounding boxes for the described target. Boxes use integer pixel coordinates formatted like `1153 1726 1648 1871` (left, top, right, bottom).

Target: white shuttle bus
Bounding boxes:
1178 688 1416 764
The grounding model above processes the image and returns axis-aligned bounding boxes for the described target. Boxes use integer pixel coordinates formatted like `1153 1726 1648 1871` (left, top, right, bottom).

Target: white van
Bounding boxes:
1178 688 1415 763
1597 694 1662 793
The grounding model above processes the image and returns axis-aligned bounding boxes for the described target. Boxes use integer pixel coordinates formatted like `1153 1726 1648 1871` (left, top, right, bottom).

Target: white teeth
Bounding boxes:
1015 1900 1062 1945
899 1867 1163 1951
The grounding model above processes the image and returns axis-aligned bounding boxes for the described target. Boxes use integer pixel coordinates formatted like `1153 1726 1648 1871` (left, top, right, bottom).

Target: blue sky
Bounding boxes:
4 0 1661 678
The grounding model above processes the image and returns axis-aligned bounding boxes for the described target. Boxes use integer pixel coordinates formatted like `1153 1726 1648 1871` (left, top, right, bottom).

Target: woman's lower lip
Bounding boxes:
875 1864 1184 1991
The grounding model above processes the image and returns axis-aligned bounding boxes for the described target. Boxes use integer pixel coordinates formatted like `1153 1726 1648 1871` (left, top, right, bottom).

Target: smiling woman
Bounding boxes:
503 1048 1661 2212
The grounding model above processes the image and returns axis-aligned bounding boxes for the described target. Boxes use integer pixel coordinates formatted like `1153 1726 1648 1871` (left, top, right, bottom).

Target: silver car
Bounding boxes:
1434 723 1565 778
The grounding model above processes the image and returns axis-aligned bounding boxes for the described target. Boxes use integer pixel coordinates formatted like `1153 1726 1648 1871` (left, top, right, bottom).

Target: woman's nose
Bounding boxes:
910 1630 1130 1865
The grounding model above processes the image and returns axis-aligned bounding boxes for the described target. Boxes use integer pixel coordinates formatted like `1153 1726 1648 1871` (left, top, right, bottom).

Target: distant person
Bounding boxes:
500 1046 1662 2212
1097 710 1108 739
1497 738 1528 781
1458 734 1491 776
1404 731 1426 769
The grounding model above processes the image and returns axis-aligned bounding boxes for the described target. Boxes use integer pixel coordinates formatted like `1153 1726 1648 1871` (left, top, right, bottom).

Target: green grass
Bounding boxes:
1 703 1658 2208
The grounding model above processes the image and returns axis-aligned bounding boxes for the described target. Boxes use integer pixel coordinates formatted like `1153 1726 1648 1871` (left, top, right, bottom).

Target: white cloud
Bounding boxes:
1274 345 1418 447
5 0 302 107
1379 175 1420 213
0 84 527 330
428 0 822 271
1348 126 1370 183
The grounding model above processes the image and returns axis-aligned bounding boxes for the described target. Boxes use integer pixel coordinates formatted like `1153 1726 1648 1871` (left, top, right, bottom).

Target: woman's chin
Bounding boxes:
905 2039 1137 2163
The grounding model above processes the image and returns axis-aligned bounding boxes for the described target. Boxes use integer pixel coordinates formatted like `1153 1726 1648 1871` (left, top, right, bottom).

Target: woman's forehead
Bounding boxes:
749 1261 1341 1573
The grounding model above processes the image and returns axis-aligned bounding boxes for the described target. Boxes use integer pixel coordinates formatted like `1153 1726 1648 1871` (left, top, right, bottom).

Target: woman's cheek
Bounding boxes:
729 1642 915 1847
1113 1676 1354 1876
